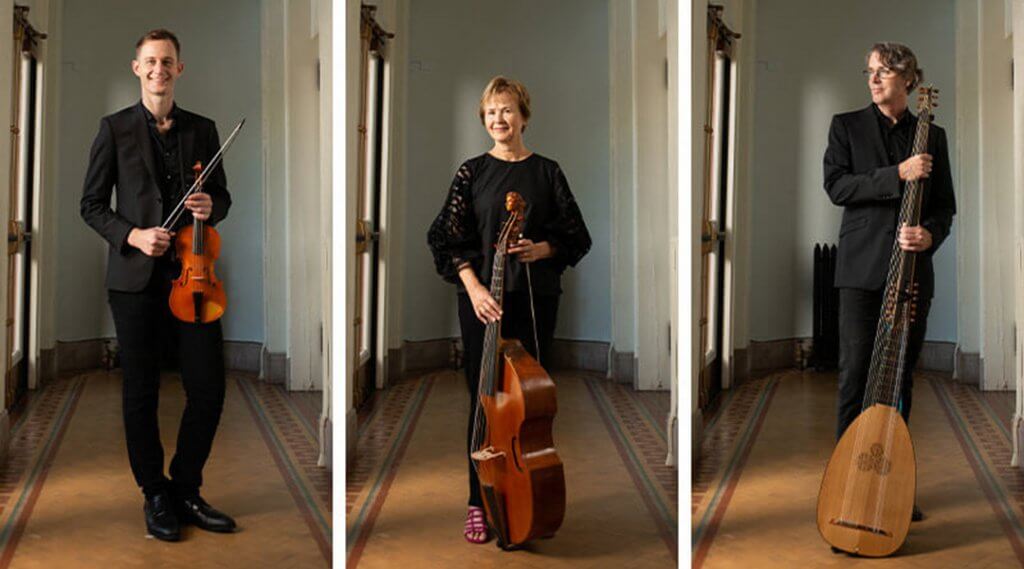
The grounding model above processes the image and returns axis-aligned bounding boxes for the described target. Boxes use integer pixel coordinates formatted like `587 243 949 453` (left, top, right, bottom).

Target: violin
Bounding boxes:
168 161 226 323
470 191 565 549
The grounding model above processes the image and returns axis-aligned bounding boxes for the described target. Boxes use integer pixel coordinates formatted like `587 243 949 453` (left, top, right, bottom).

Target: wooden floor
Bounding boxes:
346 369 676 568
0 370 330 568
693 370 1023 568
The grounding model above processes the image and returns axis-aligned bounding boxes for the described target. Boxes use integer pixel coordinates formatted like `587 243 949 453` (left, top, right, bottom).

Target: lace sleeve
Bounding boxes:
427 163 482 283
544 165 591 272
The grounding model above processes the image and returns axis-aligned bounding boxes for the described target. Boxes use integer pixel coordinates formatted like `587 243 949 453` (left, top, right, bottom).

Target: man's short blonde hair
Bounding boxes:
478 76 531 131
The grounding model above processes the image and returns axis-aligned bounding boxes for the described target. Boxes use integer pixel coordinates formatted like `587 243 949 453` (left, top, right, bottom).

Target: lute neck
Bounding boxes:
864 106 933 409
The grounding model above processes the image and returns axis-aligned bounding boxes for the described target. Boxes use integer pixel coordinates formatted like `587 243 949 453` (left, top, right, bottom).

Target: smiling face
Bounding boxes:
132 39 182 98
482 92 527 145
866 51 910 110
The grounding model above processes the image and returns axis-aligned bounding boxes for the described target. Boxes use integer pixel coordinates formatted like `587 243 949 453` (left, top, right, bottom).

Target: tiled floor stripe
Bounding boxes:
346 374 437 568
236 377 332 565
584 376 678 561
691 376 780 569
0 376 86 568
931 378 1024 566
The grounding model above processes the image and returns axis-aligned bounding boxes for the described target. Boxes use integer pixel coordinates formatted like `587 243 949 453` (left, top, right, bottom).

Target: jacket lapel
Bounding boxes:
179 110 197 179
859 105 891 166
133 103 158 184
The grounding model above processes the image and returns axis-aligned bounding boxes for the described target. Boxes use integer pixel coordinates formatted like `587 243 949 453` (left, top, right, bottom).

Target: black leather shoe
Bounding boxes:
177 495 237 533
912 504 924 522
144 493 181 542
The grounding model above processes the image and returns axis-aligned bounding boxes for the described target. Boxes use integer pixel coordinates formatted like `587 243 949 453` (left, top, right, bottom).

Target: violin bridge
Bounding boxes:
471 446 505 462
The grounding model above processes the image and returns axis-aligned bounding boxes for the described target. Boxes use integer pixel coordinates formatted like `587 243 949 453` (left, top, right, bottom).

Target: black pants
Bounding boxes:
108 271 226 498
459 291 558 508
837 288 930 439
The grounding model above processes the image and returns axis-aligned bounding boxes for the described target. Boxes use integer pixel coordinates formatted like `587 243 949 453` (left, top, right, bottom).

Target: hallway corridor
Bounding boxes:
693 370 1022 568
0 370 330 568
346 370 676 568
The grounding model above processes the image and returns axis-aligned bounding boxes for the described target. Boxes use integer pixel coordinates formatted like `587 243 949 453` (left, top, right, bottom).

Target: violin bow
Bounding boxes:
161 118 246 230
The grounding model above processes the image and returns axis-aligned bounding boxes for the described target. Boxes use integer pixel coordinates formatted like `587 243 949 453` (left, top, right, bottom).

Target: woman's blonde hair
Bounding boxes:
478 76 531 132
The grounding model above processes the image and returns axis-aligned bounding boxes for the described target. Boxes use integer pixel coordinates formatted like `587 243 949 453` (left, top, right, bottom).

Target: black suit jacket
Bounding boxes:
823 104 956 299
80 102 231 292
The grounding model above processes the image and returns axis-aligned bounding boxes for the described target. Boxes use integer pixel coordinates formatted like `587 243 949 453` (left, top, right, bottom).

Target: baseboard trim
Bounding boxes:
55 339 113 373
346 408 357 472
397 337 613 377
746 338 958 375
748 338 799 375
39 347 57 385
955 349 981 386
402 338 458 372
55 338 270 374
692 408 703 466
320 416 332 471
261 349 288 384
608 347 636 384
733 347 750 385
548 339 609 373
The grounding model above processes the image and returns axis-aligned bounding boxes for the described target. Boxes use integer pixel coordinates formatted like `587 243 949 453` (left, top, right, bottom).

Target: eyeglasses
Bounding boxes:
862 67 897 79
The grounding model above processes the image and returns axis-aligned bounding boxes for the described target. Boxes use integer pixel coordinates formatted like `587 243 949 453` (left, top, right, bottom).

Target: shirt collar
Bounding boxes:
138 100 181 125
871 103 914 129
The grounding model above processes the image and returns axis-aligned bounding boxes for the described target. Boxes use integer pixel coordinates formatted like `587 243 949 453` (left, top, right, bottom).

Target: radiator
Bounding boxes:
811 243 839 370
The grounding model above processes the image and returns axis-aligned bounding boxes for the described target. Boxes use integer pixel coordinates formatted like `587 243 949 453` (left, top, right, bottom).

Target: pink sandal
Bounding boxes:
464 506 490 544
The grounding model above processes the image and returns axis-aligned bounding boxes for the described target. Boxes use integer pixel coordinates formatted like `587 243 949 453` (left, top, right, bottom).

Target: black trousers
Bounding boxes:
837 288 931 439
459 291 558 508
107 270 226 498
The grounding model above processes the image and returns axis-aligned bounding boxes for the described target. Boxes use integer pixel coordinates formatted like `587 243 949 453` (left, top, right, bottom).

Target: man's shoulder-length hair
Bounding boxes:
867 42 923 94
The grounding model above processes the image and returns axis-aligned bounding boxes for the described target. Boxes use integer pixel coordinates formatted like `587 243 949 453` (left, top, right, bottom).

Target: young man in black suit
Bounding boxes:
822 42 956 521
80 29 236 542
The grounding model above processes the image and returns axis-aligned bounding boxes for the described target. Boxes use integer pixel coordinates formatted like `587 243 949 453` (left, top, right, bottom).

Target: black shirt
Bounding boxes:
139 102 189 279
427 153 591 295
139 101 188 224
872 103 916 167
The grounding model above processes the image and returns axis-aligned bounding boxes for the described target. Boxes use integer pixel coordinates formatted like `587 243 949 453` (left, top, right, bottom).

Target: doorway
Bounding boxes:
353 5 392 409
7 7 45 411
698 5 738 413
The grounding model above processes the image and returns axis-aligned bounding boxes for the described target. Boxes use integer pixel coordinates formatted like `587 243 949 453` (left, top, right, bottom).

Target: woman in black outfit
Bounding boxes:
427 76 591 544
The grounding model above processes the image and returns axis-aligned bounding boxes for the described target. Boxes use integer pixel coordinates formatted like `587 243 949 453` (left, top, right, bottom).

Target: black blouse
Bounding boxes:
427 152 591 295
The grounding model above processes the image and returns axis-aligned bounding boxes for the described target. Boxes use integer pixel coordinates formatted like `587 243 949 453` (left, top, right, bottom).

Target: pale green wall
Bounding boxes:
748 0 958 343
55 0 264 342
401 0 612 342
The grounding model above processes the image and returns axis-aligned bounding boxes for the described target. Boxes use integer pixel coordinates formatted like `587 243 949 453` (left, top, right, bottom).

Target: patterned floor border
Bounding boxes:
345 373 437 568
236 376 333 565
584 376 678 561
0 374 86 568
691 374 780 569
930 376 1024 566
